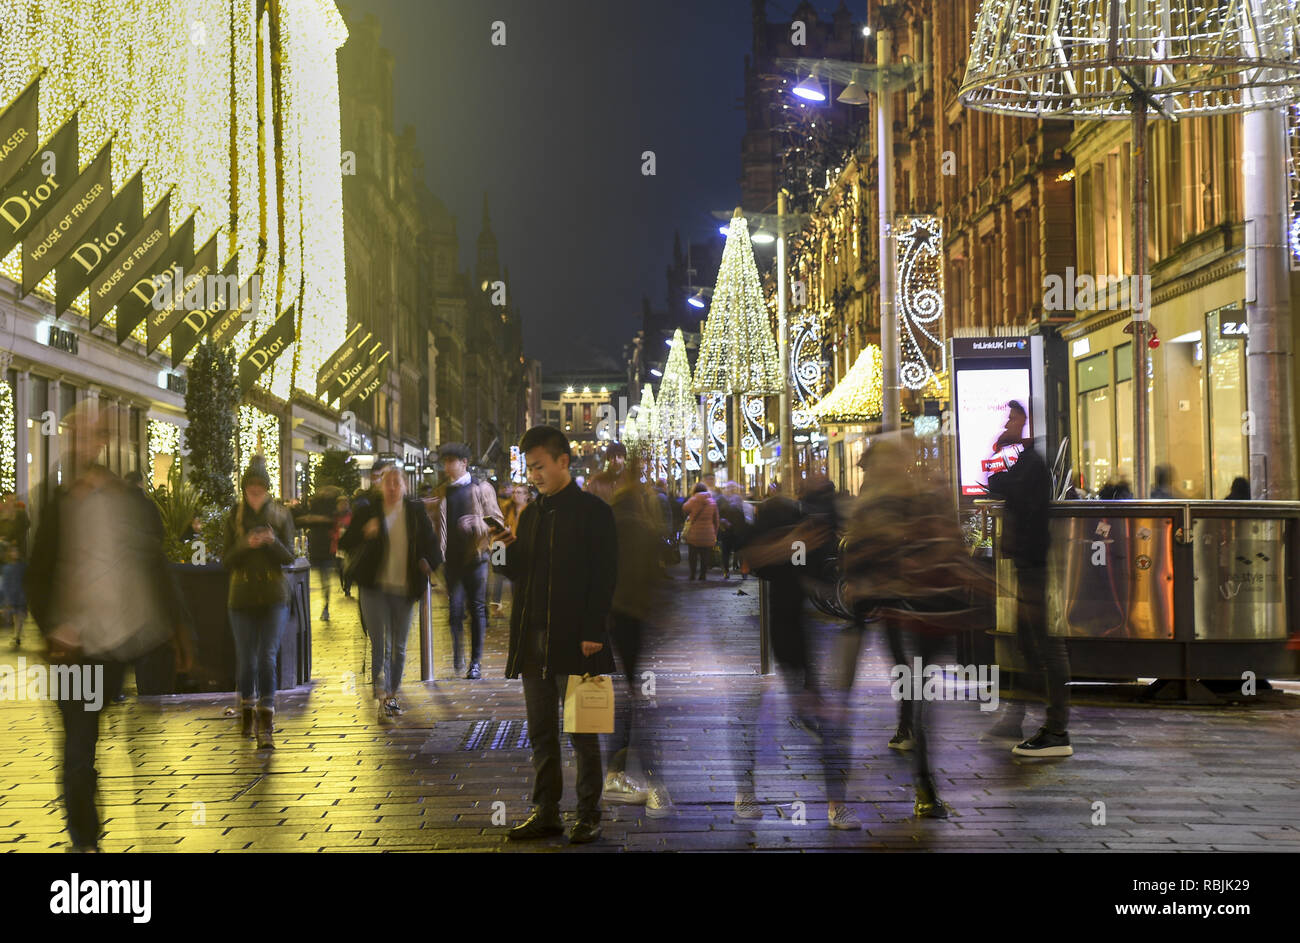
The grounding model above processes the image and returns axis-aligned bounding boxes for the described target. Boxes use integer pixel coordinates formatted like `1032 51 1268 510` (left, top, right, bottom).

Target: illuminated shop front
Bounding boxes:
0 0 350 514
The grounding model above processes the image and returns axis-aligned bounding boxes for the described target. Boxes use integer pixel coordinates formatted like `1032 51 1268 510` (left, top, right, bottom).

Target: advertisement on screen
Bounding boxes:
954 367 1032 495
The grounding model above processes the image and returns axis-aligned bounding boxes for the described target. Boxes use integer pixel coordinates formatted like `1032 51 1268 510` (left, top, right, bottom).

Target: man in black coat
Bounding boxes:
986 400 1072 757
496 426 617 843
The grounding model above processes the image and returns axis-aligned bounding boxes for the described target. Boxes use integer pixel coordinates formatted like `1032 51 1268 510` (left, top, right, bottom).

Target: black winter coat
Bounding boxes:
986 444 1052 569
497 480 617 678
338 495 440 599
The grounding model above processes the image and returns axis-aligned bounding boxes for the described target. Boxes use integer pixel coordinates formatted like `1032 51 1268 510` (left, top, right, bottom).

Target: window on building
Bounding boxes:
1206 304 1248 499
1077 352 1113 494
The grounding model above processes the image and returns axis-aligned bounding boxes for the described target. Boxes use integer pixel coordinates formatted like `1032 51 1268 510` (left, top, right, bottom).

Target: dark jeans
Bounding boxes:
719 531 736 573
607 612 662 782
56 659 127 849
446 559 488 664
314 560 333 612
522 672 603 819
884 620 943 783
687 545 710 579
1004 565 1070 733
229 604 288 705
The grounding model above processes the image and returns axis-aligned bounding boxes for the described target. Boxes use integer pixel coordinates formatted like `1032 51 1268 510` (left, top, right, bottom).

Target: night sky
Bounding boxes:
340 0 764 375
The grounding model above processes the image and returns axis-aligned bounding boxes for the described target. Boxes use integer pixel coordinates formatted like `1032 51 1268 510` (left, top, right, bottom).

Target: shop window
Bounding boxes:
1076 352 1113 493
1206 304 1248 499
1160 329 1206 496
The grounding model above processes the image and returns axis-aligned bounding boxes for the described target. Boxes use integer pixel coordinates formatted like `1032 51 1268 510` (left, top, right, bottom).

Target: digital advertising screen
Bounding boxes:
953 365 1032 496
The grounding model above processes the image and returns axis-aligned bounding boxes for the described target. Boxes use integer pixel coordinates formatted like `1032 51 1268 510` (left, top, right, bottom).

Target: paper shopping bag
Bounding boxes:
563 674 615 734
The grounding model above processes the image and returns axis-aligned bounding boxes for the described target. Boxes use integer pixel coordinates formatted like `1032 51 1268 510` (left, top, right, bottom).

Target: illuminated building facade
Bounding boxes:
0 0 350 515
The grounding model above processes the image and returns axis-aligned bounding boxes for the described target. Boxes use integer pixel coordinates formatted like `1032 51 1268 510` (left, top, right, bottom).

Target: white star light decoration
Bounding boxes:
894 215 946 391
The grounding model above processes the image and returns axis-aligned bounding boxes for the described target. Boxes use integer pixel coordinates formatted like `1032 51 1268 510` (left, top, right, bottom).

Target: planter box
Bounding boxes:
134 561 312 695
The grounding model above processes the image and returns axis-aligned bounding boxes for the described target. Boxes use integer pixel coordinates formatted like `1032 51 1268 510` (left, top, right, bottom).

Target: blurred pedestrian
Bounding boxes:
224 456 295 748
0 491 30 649
429 443 504 679
490 484 530 615
26 402 191 851
602 452 672 815
1151 464 1176 498
1227 477 1251 500
986 400 1072 757
717 482 749 580
841 436 990 818
497 426 617 844
682 482 719 581
333 494 352 597
339 462 439 722
734 489 853 828
295 485 342 622
585 442 626 505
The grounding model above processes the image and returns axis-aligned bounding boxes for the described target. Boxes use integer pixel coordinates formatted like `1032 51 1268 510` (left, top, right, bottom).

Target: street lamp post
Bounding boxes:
876 24 900 435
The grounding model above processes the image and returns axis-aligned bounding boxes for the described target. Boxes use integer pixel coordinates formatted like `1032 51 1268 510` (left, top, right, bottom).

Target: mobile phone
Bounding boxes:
486 518 506 534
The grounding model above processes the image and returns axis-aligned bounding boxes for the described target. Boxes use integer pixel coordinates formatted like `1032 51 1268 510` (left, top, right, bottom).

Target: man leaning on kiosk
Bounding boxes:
986 400 1073 757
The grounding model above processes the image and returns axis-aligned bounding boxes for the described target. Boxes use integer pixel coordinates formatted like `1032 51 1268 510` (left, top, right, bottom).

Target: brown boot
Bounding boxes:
255 705 275 749
240 699 256 739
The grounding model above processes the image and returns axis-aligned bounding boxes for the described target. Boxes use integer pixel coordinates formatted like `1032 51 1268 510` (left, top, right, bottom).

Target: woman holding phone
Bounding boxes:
340 462 440 722
223 457 296 749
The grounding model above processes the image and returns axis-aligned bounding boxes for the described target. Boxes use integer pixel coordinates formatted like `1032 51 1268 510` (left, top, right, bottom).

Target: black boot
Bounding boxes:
914 776 947 819
240 698 256 739
256 705 276 749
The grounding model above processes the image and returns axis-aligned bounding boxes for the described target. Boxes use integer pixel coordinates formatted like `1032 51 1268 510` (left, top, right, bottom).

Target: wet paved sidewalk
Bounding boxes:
1 564 1298 852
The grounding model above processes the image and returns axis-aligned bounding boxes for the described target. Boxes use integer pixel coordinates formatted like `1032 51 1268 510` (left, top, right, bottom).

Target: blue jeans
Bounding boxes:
446 559 488 665
229 604 287 705
359 587 415 696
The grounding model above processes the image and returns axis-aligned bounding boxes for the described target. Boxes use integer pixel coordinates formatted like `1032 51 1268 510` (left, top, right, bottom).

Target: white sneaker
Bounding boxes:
603 772 648 804
645 785 674 818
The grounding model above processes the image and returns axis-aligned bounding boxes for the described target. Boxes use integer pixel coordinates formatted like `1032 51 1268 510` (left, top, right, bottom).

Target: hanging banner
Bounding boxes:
146 228 216 354
21 139 112 295
345 356 390 411
315 323 368 397
0 76 41 192
116 214 191 346
56 169 142 315
338 350 390 409
206 269 260 350
326 335 383 405
238 304 295 392
89 192 169 329
170 252 238 366
0 112 77 261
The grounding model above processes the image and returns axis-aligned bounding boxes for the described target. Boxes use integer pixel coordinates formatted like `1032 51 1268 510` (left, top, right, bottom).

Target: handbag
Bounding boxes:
563 674 615 733
680 513 694 541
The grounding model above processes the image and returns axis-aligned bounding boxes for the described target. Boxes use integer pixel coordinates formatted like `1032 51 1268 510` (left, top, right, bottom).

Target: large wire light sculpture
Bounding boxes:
959 0 1300 497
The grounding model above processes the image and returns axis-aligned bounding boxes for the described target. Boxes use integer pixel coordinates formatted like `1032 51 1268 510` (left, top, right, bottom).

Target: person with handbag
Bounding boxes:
428 443 504 679
223 457 296 749
339 462 439 723
26 401 192 852
495 425 617 844
681 482 719 581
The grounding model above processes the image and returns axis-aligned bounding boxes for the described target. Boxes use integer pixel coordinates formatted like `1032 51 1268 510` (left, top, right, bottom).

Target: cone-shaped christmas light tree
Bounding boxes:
658 329 696 440
693 209 782 395
639 383 665 482
659 329 699 492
